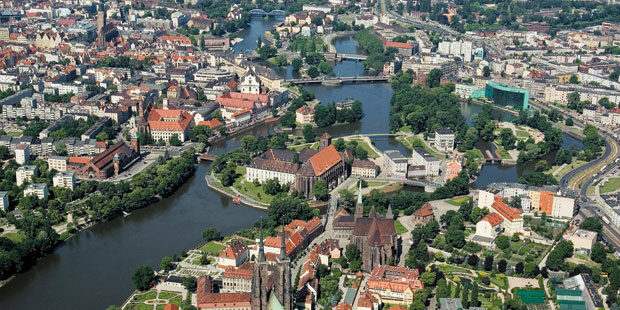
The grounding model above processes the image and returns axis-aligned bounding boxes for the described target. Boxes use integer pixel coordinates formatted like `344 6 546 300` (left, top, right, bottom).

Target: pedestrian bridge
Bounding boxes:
284 75 389 85
249 9 286 16
323 52 368 62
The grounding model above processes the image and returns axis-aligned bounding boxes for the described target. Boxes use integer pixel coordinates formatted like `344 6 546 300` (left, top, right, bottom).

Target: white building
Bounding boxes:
475 213 504 239
551 196 576 218
434 129 455 152
239 68 261 94
217 242 248 268
53 171 76 190
455 83 477 99
16 165 38 186
15 143 30 165
410 148 440 176
0 191 8 211
48 156 68 172
351 159 379 178
384 150 408 178
568 229 597 254
24 183 48 200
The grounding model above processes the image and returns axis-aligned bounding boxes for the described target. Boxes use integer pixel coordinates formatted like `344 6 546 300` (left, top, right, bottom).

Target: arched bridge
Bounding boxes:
249 9 286 16
284 75 390 85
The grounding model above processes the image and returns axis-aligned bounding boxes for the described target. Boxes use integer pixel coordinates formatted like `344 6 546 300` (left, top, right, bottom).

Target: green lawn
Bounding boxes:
289 143 318 152
158 291 178 299
349 139 379 159
394 220 408 234
134 291 157 302
496 147 512 159
3 232 26 243
127 304 155 310
515 129 531 139
7 131 21 137
437 264 471 275
446 197 469 206
399 125 412 133
545 160 587 179
397 136 445 159
601 178 620 194
200 241 226 255
231 166 277 204
489 274 509 289
366 181 387 187
465 149 484 159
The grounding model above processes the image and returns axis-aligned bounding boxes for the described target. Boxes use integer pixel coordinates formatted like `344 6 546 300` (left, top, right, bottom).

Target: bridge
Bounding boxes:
284 75 389 85
249 9 286 17
483 149 503 164
323 52 368 62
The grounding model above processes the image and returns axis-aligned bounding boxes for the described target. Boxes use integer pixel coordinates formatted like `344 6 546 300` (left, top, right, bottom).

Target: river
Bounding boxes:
0 18 582 309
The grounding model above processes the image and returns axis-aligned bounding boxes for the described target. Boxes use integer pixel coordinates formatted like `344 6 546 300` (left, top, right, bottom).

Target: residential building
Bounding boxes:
367 265 424 305
147 109 194 143
221 264 252 293
434 128 455 152
0 191 8 211
411 202 435 226
217 241 248 268
351 159 379 178
568 229 597 254
295 106 314 125
446 155 462 181
15 143 30 164
48 156 69 172
356 291 381 310
53 171 76 190
16 165 38 186
410 148 439 176
473 213 504 245
24 183 48 200
563 274 604 310
490 196 524 234
216 92 269 120
384 150 408 178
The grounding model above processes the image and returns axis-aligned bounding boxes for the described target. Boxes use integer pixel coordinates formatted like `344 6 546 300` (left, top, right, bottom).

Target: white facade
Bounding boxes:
455 84 477 99
15 144 30 165
384 150 408 178
551 196 575 218
568 229 597 254
24 183 48 200
53 171 76 190
48 156 68 172
477 190 495 209
239 71 260 94
434 129 455 152
245 167 296 184
16 165 38 186
0 191 8 211
475 218 502 239
410 148 440 176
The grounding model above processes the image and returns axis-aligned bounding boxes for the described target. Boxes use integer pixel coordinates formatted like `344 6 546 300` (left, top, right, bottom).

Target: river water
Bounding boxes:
0 17 582 309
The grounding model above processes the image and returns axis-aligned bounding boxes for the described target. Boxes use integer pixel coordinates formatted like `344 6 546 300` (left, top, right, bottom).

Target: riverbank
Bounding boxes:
204 173 269 210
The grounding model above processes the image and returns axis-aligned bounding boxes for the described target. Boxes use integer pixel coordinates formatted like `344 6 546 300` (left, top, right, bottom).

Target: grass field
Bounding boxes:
289 143 318 152
394 220 408 234
200 242 226 255
515 129 531 139
601 178 620 194
496 147 512 159
349 139 379 159
134 291 157 302
465 149 484 159
3 232 26 243
446 197 469 206
397 136 445 159
7 131 21 137
366 181 387 187
546 160 587 179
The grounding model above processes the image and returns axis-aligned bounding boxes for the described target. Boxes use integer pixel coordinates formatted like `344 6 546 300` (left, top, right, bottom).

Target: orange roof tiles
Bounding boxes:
309 145 343 176
197 119 224 129
481 212 504 227
492 196 522 221
68 156 91 164
231 110 251 118
147 108 193 132
386 41 413 49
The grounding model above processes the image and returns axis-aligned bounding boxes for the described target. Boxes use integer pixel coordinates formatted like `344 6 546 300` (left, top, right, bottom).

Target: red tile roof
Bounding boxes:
68 156 91 164
164 304 179 310
309 145 343 176
481 212 504 227
386 41 413 49
148 108 193 132
413 203 433 217
231 110 251 118
197 119 224 129
492 196 522 221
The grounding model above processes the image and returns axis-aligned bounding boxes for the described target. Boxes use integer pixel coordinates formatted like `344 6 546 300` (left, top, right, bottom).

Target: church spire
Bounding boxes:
257 228 266 263
386 204 394 219
354 179 364 219
357 179 363 205
278 226 288 262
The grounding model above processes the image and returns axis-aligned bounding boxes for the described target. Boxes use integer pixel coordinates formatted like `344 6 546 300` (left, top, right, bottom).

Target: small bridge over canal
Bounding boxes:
249 9 286 17
484 149 503 164
323 52 368 62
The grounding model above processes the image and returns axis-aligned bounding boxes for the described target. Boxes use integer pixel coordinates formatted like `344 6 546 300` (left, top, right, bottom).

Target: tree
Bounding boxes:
565 118 574 126
132 265 155 290
202 228 222 242
307 66 319 78
569 75 579 84
512 232 520 242
580 217 603 233
106 306 122 310
161 256 174 271
303 125 315 143
567 92 580 110
496 235 510 250
471 284 479 307
591 242 606 263
515 262 524 274
483 66 491 77
264 179 281 195
467 254 479 267
0 145 9 160
484 255 494 271
313 179 328 201
168 134 182 146
426 68 443 87
498 259 507 273
292 58 303 71
183 277 197 292
420 272 436 286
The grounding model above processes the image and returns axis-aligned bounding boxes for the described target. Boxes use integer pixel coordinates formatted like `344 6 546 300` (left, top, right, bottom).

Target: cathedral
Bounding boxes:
334 181 399 272
251 228 293 310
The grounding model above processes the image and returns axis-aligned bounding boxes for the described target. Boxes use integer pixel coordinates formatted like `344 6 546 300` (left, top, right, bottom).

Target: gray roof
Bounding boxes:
412 147 439 162
435 128 454 135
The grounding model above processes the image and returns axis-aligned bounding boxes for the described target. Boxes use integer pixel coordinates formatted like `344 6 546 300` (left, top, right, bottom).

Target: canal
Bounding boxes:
0 17 582 309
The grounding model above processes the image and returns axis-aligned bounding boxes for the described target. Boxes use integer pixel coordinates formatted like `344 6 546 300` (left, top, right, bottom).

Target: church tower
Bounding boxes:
276 227 293 310
251 229 270 310
354 179 364 219
96 0 107 48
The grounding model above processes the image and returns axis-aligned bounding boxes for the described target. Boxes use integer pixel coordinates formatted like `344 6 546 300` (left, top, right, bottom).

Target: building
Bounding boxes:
24 183 48 200
295 106 314 125
410 148 440 176
411 202 434 226
294 138 347 198
70 141 139 180
563 274 604 310
48 156 68 172
246 149 299 184
0 191 8 211
439 298 485 310
434 129 455 152
15 144 30 164
455 84 478 99
367 265 424 305
218 241 248 268
147 109 194 143
222 263 252 293
446 155 462 181
473 213 504 245
356 291 381 310
568 229 597 254
384 150 408 178
197 276 251 310
53 171 76 190
239 68 261 94
16 165 38 186
471 81 529 110
216 92 269 120
351 159 379 178
251 228 293 310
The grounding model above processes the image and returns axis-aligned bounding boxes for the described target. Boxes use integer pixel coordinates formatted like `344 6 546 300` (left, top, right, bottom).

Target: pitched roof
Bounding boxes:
164 304 179 310
492 196 522 221
147 108 193 132
481 212 504 227
386 41 413 49
308 145 343 176
413 202 433 217
197 119 223 128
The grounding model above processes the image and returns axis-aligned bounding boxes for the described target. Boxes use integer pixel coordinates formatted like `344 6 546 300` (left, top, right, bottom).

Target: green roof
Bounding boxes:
556 289 583 296
517 290 545 297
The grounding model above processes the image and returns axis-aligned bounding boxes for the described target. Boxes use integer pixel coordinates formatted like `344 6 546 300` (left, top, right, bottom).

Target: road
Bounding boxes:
560 136 618 191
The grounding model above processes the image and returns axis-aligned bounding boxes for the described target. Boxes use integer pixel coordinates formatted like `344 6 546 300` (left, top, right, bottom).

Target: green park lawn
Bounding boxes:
158 292 178 300
231 166 277 204
397 136 445 159
3 232 26 243
289 142 318 152
394 220 408 234
601 178 620 194
399 125 413 133
437 264 471 275
201 241 226 255
134 291 157 302
545 160 586 179
515 129 531 139
446 197 469 206
366 181 387 187
465 149 484 160
349 139 379 159
7 131 21 137
496 147 512 159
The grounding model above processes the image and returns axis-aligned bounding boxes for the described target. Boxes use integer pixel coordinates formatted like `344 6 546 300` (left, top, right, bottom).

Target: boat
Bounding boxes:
232 195 240 204
123 211 131 217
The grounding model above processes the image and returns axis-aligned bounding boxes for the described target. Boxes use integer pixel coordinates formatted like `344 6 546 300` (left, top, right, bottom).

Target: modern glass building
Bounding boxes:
471 81 529 110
